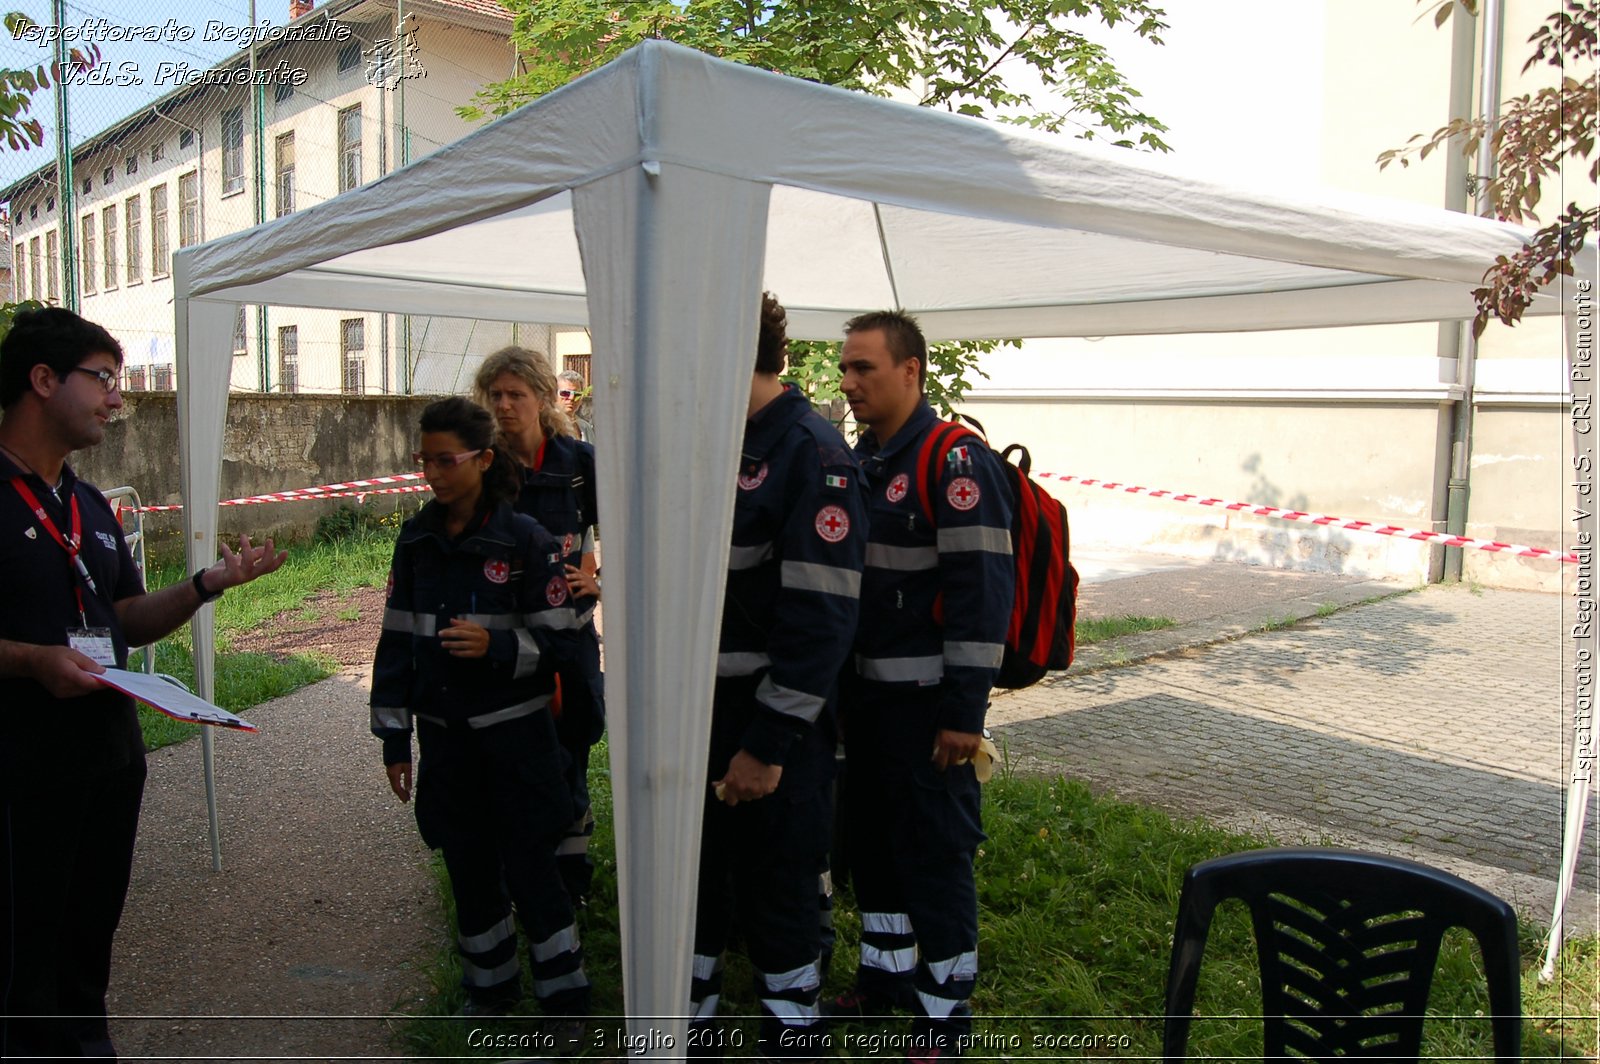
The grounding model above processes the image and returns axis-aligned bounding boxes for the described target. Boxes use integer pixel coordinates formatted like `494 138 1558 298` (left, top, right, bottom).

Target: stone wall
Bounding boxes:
74 393 432 549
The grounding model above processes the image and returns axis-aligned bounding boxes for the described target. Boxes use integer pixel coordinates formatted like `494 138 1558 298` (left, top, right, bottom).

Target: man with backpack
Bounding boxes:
830 310 1015 1061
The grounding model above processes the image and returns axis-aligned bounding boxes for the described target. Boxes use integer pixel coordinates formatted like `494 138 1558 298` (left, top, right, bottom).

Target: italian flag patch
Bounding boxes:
825 474 849 489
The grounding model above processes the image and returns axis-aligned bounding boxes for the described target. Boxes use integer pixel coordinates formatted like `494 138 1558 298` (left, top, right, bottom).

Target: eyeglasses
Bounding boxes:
71 366 121 394
557 389 578 400
412 449 483 471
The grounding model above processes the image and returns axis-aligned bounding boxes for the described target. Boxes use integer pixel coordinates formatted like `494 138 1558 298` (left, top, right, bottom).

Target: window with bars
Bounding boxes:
151 364 174 390
14 242 25 300
275 132 295 217
125 196 141 284
126 364 147 391
221 106 244 195
44 230 57 302
233 307 247 357
150 184 169 277
27 235 39 299
341 318 366 393
81 214 96 296
279 326 299 394
101 206 117 290
178 171 199 247
338 105 361 193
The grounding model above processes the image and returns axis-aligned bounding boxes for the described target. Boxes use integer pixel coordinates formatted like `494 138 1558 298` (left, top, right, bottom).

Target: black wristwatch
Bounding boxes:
192 569 224 604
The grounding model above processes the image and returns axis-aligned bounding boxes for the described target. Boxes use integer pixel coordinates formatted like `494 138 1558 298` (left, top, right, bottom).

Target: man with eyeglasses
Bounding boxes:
556 371 595 443
0 307 286 1061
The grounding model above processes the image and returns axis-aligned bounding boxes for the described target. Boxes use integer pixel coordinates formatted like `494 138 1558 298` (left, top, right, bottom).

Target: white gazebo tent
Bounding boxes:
171 41 1588 1046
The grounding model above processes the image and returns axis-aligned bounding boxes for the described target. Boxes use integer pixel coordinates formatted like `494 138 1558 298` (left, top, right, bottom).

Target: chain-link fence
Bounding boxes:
1 0 596 397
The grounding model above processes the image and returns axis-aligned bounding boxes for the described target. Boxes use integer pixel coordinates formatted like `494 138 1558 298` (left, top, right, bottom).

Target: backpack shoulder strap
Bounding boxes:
915 420 983 526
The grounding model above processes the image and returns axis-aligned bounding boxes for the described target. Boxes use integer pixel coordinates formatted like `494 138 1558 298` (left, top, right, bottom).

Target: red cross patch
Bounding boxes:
562 532 576 556
886 473 909 503
738 463 770 491
947 477 980 511
815 504 850 543
483 559 511 584
546 575 569 606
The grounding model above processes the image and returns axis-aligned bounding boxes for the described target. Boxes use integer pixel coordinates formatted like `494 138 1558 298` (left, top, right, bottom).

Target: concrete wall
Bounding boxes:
73 392 432 547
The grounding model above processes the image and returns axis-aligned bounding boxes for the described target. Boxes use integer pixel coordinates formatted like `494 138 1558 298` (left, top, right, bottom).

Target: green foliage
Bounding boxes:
786 336 999 417
0 299 44 344
1074 613 1176 644
0 13 100 151
313 502 405 544
1380 0 1597 334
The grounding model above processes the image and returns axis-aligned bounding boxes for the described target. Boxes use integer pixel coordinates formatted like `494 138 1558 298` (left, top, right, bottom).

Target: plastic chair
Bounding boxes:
1163 848 1520 1062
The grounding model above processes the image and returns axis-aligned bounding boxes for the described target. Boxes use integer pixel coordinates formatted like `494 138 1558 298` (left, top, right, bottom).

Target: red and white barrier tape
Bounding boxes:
1035 473 1578 565
132 473 429 512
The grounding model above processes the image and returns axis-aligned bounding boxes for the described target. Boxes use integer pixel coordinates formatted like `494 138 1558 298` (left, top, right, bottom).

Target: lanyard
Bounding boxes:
10 477 97 623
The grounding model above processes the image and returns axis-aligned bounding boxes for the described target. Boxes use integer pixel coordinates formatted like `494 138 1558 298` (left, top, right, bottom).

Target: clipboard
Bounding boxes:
95 668 258 732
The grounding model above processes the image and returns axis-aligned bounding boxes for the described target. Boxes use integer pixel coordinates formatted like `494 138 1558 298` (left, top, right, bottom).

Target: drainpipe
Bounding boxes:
251 0 270 392
1442 0 1503 581
53 0 76 311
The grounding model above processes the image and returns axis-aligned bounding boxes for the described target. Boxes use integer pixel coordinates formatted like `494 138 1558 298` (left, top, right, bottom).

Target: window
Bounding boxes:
221 106 244 195
278 326 298 393
44 230 57 302
43 196 51 213
28 236 39 299
28 203 37 220
150 141 164 163
274 132 295 217
274 82 293 104
150 184 169 277
178 170 199 248
101 206 117 290
126 364 146 391
80 214 96 296
124 152 138 176
340 318 365 393
233 307 247 357
80 175 91 195
13 243 24 300
337 42 361 72
125 196 142 284
337 105 361 193
178 129 193 149
101 165 112 186
151 363 173 390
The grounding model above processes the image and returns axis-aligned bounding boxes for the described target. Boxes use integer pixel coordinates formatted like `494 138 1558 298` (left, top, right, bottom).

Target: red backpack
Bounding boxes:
915 416 1080 689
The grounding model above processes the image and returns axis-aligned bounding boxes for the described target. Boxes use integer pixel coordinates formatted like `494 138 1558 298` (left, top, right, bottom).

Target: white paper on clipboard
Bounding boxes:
95 668 257 732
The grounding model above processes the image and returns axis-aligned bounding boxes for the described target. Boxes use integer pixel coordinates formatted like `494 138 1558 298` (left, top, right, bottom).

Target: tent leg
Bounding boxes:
1539 768 1591 981
201 727 222 872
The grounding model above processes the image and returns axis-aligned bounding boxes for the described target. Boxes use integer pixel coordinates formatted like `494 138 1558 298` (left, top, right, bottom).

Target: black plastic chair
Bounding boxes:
1163 848 1520 1062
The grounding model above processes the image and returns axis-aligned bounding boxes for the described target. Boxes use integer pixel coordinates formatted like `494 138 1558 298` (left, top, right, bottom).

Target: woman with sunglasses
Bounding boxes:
474 348 605 908
369 396 591 1031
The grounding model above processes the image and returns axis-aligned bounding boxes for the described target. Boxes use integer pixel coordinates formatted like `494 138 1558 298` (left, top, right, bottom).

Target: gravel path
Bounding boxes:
107 663 440 1063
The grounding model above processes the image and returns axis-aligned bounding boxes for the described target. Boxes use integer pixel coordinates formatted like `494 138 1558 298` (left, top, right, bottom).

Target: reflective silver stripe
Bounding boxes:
761 998 822 1024
513 630 542 679
581 528 595 553
729 542 774 570
466 694 551 729
415 712 447 727
555 835 590 856
532 923 580 962
862 911 913 936
693 953 723 981
717 651 771 677
856 654 943 683
462 955 520 987
865 543 938 571
532 968 590 998
916 988 962 1020
382 607 416 633
527 608 583 630
781 560 862 598
944 641 1004 668
925 950 978 985
692 993 721 1019
370 705 411 731
860 943 917 974
458 914 515 954
756 675 826 724
459 612 519 630
758 961 820 993
575 604 597 628
937 525 1012 555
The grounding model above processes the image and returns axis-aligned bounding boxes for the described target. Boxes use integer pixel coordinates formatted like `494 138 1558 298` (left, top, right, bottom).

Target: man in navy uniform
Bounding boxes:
830 310 1014 1061
689 293 868 1059
0 308 285 1060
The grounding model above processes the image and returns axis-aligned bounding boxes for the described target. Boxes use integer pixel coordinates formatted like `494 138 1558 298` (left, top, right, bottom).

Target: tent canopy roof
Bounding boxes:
182 40 1581 339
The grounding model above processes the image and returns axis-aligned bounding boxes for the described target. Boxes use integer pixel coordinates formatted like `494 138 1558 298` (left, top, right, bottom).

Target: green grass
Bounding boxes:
1074 614 1177 645
132 528 395 749
397 764 1599 1060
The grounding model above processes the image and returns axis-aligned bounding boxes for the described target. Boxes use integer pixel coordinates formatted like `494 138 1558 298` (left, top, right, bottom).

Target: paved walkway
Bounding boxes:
992 552 1596 930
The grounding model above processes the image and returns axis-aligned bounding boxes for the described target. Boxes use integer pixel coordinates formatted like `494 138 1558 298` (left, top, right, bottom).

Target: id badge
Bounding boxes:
68 627 117 667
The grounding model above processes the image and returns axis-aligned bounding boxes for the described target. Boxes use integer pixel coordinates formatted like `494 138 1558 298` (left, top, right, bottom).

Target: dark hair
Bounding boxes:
0 307 124 409
418 397 520 508
843 308 926 389
755 291 788 376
